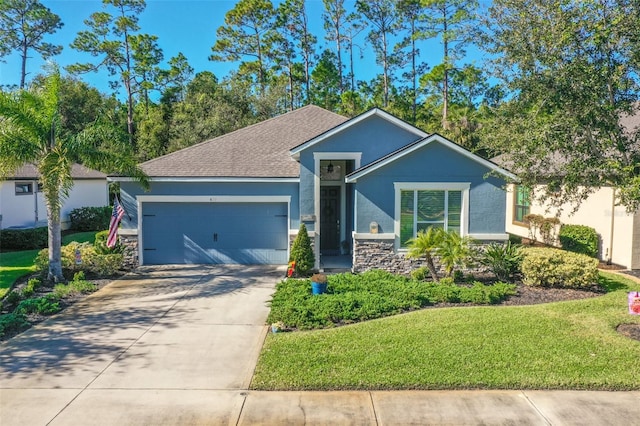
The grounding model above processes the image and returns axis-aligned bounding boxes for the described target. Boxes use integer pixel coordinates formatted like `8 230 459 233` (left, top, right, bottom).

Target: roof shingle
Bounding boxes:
139 105 348 178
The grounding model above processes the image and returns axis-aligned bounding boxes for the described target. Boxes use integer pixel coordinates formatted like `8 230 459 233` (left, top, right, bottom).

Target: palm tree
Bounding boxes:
406 227 445 282
0 66 148 282
436 231 473 277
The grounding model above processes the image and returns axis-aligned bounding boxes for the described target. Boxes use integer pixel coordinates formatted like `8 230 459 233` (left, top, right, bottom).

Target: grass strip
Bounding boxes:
252 272 640 391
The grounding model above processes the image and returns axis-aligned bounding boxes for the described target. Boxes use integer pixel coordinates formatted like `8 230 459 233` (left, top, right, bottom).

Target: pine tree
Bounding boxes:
289 223 315 276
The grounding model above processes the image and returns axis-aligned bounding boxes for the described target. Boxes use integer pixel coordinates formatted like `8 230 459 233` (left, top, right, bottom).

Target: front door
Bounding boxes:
320 186 340 255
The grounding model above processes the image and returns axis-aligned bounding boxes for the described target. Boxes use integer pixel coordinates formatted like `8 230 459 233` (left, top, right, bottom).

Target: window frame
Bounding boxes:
14 182 33 195
394 182 470 250
513 185 531 226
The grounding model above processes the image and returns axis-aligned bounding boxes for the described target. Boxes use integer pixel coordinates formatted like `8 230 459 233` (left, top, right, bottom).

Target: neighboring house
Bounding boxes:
113 105 515 272
503 184 640 269
0 163 108 230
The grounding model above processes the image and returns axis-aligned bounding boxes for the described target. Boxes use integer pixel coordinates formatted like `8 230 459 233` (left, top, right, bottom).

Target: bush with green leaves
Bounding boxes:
35 242 123 278
436 231 474 277
0 312 29 338
53 272 97 298
94 230 124 254
289 223 315 276
0 226 48 251
15 295 60 316
69 206 112 231
559 224 599 258
521 247 599 289
267 270 516 330
3 291 22 308
480 242 524 282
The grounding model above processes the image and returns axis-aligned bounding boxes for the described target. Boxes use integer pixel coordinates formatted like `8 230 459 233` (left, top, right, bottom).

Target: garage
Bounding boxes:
140 199 289 265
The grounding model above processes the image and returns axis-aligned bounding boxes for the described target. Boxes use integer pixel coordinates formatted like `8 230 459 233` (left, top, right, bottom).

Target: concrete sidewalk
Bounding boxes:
1 266 639 425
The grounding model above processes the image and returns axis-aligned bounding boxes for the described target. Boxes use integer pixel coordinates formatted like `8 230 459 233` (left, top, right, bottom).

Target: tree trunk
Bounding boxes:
46 203 64 283
20 41 28 89
442 12 449 129
426 254 439 282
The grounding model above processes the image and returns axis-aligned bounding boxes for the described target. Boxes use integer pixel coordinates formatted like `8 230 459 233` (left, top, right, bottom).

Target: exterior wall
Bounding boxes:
0 179 108 230
353 141 507 236
505 184 640 268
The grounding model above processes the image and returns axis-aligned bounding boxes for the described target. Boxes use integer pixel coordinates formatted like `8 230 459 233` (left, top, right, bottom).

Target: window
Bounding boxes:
15 182 33 195
514 185 530 223
396 183 469 248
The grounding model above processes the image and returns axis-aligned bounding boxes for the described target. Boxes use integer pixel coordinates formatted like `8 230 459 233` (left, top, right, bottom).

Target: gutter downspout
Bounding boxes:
608 188 616 265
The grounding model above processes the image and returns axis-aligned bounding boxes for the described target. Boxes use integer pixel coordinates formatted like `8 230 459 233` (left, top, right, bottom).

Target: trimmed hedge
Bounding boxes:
521 247 599 289
0 227 48 251
69 206 112 231
559 224 598 258
94 230 123 254
35 241 123 278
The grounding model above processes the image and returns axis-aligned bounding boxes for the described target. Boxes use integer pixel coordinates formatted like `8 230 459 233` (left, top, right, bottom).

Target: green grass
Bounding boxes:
0 231 99 298
252 272 640 391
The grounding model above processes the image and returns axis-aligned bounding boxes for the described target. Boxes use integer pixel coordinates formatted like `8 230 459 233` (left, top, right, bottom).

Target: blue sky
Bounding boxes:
0 0 488 97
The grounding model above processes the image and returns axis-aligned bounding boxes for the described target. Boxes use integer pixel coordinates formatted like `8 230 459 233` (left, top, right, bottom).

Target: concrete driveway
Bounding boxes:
0 265 283 425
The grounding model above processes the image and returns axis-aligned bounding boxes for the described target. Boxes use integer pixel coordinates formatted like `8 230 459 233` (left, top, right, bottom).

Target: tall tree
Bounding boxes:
322 0 347 95
483 0 640 211
210 0 276 94
0 0 63 89
356 0 399 108
0 67 147 282
68 0 150 146
309 49 342 111
422 0 478 127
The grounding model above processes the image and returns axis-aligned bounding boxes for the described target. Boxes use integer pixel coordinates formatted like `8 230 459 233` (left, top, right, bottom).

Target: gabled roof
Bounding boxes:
289 108 428 159
345 133 517 183
6 163 106 180
138 105 348 178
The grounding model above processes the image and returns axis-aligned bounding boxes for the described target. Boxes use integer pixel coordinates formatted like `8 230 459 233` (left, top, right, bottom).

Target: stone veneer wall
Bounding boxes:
120 235 138 270
353 238 491 276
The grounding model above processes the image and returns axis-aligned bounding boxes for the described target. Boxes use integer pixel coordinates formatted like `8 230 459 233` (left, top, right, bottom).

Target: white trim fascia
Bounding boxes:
137 195 291 203
289 229 317 237
353 232 395 240
290 108 427 159
469 233 509 241
346 134 517 183
109 177 299 183
313 152 362 166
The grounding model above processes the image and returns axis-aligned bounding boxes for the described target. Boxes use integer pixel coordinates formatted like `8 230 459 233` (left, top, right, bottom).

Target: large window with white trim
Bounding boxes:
396 183 469 248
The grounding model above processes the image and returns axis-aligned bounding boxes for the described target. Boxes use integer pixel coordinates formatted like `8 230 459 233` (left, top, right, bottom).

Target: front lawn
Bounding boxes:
0 231 99 298
252 272 640 390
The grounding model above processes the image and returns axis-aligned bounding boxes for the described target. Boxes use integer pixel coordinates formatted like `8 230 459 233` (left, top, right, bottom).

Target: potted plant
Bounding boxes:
271 321 285 333
310 273 328 295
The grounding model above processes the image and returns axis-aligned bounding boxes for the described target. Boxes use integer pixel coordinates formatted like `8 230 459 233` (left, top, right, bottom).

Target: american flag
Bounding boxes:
107 196 126 248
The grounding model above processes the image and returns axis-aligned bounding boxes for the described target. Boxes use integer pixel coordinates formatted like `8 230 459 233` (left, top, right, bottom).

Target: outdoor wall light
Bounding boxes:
327 161 334 173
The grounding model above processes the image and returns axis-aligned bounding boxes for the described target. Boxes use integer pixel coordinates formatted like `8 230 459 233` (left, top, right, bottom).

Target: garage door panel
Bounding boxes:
142 202 288 265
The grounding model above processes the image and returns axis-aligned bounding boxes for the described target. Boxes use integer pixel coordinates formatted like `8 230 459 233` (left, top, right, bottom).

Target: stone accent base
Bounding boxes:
353 238 491 276
120 234 138 270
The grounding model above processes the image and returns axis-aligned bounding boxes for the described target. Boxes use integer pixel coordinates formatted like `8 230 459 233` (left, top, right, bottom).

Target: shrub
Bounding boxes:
436 231 474 277
54 271 97 298
35 242 123 278
289 223 315 276
4 291 22 307
0 227 48 250
94 230 124 254
15 295 60 316
480 242 523 282
69 206 112 231
21 278 42 298
559 224 598 258
411 267 428 281
521 247 599 289
0 312 29 338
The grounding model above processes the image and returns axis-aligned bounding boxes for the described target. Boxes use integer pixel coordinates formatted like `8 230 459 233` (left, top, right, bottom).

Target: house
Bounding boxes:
0 163 108 230
503 184 640 269
113 105 515 273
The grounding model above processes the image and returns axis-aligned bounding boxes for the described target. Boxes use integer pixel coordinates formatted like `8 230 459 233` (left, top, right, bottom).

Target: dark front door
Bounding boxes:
320 186 340 255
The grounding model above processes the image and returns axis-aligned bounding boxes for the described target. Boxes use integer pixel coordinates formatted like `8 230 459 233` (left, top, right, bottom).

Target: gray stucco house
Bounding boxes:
113 105 515 272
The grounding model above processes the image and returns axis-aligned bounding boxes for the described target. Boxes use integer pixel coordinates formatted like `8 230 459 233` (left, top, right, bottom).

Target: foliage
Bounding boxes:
521 247 599 289
35 242 123 278
0 312 29 339
254 272 640 391
0 227 48 251
435 230 474 277
480 241 523 282
523 214 561 245
0 0 63 88
4 291 22 307
69 206 112 231
559 224 599 258
410 266 428 281
20 278 41 299
94 230 124 254
406 227 445 281
15 294 60 316
289 223 315 276
267 270 516 330
53 273 97 299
